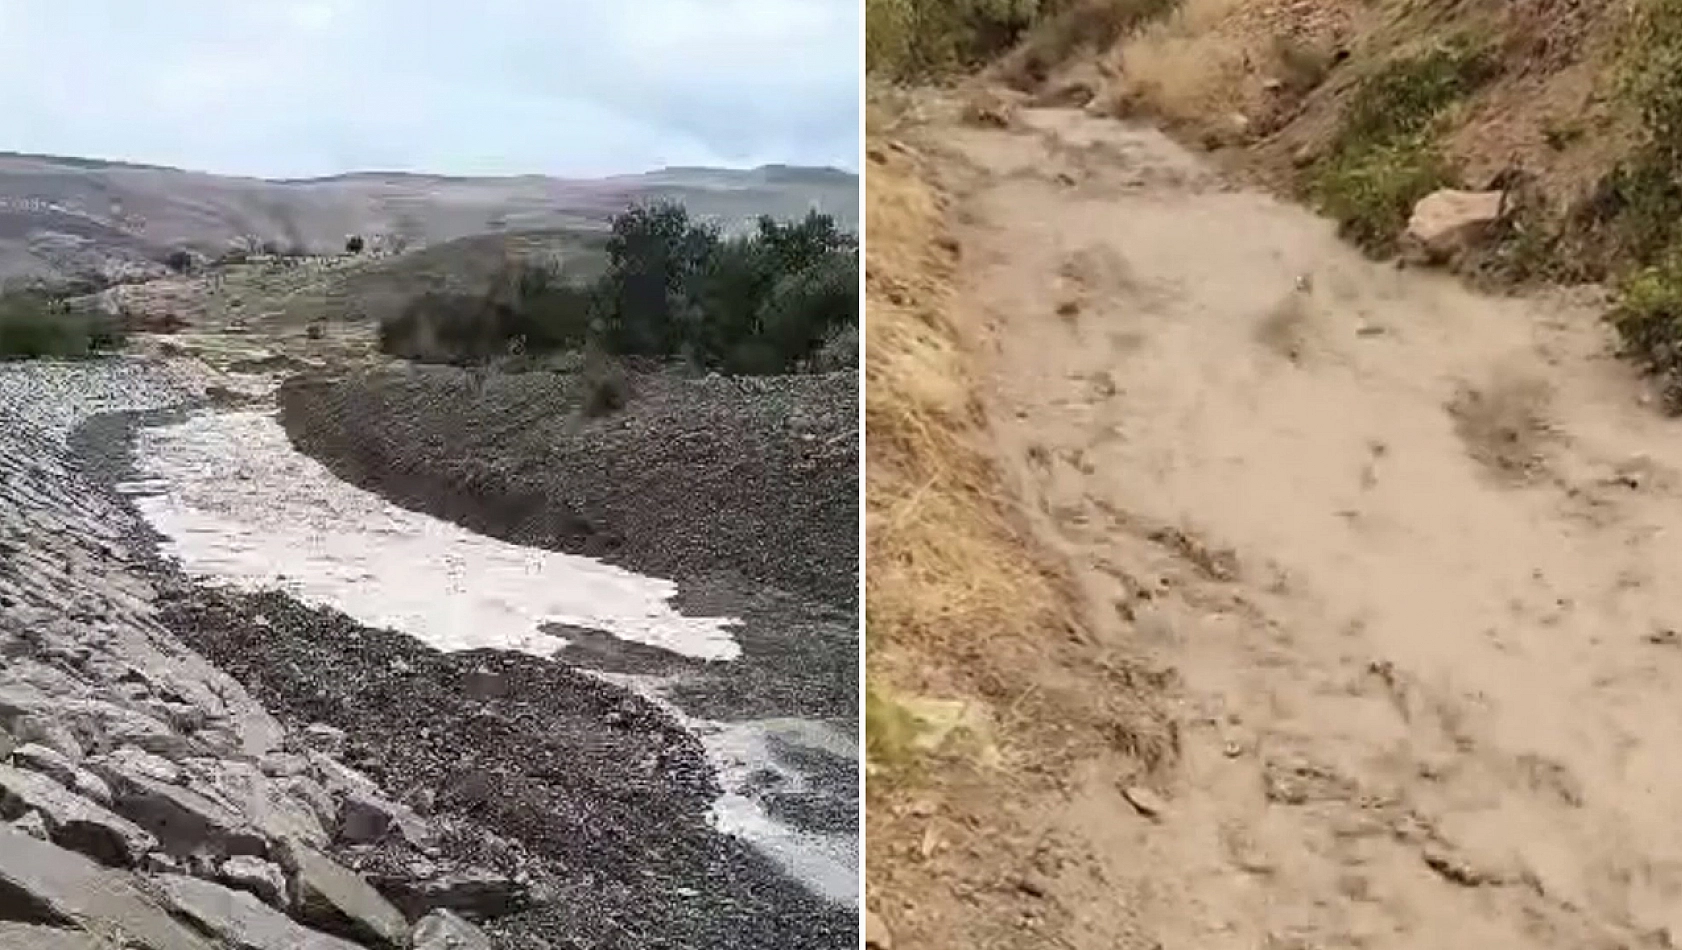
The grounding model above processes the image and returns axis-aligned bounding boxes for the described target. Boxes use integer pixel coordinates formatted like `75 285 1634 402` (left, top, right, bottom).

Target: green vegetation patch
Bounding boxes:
1308 40 1498 253
379 203 858 378
0 294 127 360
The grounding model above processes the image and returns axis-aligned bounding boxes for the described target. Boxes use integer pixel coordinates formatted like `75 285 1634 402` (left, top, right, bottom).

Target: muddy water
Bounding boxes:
119 406 857 905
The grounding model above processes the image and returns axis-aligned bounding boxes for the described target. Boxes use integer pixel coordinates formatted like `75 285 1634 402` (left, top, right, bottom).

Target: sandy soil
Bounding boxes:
883 99 1682 949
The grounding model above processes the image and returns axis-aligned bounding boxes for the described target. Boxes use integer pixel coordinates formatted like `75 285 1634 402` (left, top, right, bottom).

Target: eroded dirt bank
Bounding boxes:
277 366 858 609
873 99 1682 949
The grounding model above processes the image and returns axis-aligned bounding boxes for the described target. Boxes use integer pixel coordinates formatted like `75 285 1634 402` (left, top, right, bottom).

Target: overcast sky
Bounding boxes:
0 0 859 179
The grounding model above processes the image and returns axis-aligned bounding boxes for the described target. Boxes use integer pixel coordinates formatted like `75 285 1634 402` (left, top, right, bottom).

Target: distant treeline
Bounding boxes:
379 202 859 375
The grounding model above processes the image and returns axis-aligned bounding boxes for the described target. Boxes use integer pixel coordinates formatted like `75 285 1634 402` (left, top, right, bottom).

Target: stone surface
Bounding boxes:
0 825 214 950
389 867 529 920
95 746 181 785
338 787 433 849
11 715 84 763
411 909 493 950
72 771 114 808
13 809 50 840
1404 189 1505 262
0 765 158 868
218 855 288 908
93 762 268 860
278 840 410 949
13 743 79 786
0 922 121 950
187 758 328 849
155 874 367 950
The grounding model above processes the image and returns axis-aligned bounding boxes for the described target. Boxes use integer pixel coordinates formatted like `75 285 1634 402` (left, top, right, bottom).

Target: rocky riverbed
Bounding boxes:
0 356 856 949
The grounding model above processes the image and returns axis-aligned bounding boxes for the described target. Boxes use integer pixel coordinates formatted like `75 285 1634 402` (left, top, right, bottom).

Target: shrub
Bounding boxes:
164 249 194 274
1309 40 1497 252
1609 254 1682 407
580 345 631 417
377 203 859 377
345 235 365 254
0 294 127 360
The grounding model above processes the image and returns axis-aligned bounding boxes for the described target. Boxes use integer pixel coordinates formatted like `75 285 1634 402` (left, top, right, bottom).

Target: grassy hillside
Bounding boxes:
0 153 857 285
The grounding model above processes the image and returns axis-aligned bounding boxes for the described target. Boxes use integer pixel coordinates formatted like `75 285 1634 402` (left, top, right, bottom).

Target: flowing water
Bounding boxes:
118 405 858 905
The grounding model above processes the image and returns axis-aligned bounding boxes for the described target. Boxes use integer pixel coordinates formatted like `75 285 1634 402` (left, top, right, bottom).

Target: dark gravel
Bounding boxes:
68 399 858 950
277 366 859 608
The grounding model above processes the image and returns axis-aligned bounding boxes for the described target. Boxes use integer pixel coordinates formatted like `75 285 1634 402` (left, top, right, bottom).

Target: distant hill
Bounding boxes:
0 152 857 286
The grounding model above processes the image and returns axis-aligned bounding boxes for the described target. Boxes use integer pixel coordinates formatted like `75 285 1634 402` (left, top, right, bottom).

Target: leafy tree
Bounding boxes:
345 235 365 254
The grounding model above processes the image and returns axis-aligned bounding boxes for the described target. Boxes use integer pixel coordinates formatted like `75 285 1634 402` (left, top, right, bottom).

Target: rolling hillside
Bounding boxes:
0 151 857 285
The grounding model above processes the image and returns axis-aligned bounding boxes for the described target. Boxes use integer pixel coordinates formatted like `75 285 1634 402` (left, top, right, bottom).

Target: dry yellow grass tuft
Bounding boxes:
864 101 1064 775
1111 0 1251 130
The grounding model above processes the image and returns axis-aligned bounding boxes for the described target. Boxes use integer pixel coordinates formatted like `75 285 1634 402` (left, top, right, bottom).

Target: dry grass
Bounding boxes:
864 96 1178 788
1111 0 1250 129
864 106 1064 775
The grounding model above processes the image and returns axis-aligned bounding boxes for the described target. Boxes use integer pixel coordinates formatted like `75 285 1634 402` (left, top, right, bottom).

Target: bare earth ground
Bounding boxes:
875 97 1682 949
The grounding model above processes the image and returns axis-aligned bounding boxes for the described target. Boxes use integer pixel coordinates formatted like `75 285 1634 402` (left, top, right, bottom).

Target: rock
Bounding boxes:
0 765 158 868
0 921 123 949
411 910 493 950
276 840 410 949
155 874 366 950
0 726 15 761
1122 785 1166 819
219 855 288 907
302 724 348 758
95 746 181 785
0 825 215 949
338 788 434 849
865 908 893 949
1404 189 1505 262
12 809 49 840
187 759 328 849
11 715 83 763
91 761 268 860
258 753 311 778
274 775 336 829
388 867 529 920
72 770 113 807
13 743 79 786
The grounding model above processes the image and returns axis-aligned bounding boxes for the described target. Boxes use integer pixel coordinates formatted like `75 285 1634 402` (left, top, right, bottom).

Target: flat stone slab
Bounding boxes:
155 874 368 950
0 922 121 949
278 840 410 949
0 825 214 950
0 765 157 868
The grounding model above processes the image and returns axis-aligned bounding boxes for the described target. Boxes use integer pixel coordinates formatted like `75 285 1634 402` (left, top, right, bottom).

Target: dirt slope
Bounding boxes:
873 95 1682 949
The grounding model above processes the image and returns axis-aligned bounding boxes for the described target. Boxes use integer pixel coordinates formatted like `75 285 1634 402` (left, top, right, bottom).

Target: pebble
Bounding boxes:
1123 785 1168 819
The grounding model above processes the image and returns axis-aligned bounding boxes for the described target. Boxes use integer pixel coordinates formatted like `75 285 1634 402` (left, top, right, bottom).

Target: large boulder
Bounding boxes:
185 759 328 850
276 840 410 949
0 826 214 950
218 855 289 908
1403 189 1505 263
0 765 157 868
154 875 367 950
89 760 268 860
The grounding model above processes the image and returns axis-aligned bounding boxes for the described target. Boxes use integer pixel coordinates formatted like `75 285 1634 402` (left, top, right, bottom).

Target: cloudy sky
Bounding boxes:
0 0 859 179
